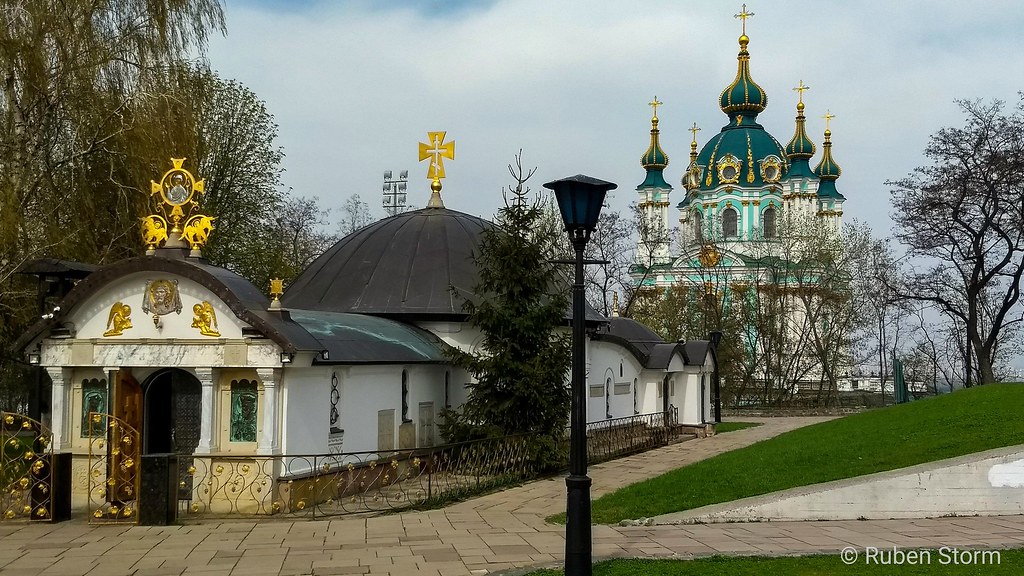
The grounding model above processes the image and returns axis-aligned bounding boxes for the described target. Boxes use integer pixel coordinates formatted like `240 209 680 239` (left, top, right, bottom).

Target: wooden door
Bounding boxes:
114 370 142 435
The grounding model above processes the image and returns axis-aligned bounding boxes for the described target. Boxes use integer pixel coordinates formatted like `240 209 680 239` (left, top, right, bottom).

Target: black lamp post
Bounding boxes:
544 174 617 576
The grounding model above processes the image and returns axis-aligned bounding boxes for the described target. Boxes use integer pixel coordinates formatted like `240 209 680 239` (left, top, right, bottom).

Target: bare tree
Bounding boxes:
888 98 1024 385
337 194 373 235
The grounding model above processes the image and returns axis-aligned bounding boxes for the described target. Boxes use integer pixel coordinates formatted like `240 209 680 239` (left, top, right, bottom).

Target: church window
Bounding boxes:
401 370 411 423
81 378 107 437
763 206 777 238
229 380 258 442
444 371 451 409
619 362 623 378
605 378 612 419
693 210 704 242
633 379 639 415
722 207 738 237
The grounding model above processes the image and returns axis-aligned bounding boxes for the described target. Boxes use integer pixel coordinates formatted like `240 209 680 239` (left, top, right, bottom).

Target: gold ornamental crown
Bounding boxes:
141 158 215 255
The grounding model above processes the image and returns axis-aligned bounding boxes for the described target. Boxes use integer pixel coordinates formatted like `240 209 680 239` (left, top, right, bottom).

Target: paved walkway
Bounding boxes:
2 417 1023 576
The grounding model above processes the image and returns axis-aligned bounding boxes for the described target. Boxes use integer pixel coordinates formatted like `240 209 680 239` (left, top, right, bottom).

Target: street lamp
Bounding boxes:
544 174 617 576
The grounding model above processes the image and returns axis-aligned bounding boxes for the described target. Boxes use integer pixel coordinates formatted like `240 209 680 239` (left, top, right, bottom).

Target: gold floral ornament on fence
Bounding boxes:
141 158 215 256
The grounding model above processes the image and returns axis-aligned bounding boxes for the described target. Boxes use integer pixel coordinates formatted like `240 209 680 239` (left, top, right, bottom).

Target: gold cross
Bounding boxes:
689 122 701 144
418 131 455 182
735 3 754 35
792 80 810 104
648 96 663 119
822 110 836 131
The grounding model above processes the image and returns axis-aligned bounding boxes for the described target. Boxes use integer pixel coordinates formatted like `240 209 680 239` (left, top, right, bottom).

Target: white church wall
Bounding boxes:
281 367 332 455
637 370 663 414
587 340 643 421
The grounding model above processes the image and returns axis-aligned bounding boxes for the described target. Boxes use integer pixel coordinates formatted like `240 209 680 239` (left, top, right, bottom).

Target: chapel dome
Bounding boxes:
282 207 494 317
694 123 788 190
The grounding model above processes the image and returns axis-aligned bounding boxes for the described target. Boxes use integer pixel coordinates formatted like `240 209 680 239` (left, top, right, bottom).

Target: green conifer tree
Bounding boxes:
442 156 571 455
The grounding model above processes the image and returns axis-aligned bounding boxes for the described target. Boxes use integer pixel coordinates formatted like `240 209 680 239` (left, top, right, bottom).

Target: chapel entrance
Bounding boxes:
142 369 201 501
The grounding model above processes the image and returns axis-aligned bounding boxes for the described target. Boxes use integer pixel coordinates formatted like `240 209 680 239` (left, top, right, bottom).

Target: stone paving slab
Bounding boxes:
4 417 1024 575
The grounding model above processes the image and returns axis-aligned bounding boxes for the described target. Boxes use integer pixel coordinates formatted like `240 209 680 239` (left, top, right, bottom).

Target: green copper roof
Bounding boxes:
719 35 766 118
695 119 787 190
638 114 671 190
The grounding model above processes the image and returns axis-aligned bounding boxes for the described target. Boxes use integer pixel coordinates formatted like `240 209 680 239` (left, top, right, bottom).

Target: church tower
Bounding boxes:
814 113 845 230
783 81 819 221
636 97 672 266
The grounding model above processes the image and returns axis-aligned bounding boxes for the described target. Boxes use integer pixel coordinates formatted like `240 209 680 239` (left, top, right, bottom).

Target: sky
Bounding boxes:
204 0 1023 237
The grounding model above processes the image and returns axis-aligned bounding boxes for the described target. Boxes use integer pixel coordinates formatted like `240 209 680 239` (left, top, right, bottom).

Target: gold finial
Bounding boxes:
269 278 284 309
793 80 810 105
689 122 701 144
612 292 620 317
648 96 663 121
418 131 455 208
735 3 754 37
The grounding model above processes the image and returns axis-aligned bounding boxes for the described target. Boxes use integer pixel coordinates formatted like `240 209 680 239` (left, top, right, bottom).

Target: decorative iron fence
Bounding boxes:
585 410 681 465
1 412 54 521
178 433 536 519
87 413 141 525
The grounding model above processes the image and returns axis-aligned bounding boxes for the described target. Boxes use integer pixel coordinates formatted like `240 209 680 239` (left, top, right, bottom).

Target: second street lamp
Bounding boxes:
543 174 617 576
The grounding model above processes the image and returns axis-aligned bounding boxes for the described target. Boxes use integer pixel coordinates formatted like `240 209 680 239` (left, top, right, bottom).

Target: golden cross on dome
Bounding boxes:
418 131 455 183
689 122 701 144
735 3 754 35
822 110 836 131
648 96 663 119
793 80 810 104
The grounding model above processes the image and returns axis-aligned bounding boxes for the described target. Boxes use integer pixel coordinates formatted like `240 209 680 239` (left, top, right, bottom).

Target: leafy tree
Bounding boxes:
888 98 1024 385
440 156 571 463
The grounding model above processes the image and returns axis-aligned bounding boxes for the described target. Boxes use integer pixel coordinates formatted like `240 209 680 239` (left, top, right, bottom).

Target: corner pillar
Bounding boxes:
194 368 217 454
256 368 281 455
45 367 71 452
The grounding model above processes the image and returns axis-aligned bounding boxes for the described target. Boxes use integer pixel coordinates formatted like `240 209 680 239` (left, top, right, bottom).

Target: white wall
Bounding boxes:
661 445 1024 523
587 340 644 422
281 366 332 454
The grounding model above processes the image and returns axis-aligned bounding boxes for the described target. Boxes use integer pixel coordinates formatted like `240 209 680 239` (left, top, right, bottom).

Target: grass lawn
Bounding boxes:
713 421 761 434
574 384 1024 524
523 550 1024 575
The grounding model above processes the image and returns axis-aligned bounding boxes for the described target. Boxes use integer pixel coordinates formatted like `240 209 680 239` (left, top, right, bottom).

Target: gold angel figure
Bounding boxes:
103 302 133 337
181 215 216 250
191 301 220 337
140 215 168 250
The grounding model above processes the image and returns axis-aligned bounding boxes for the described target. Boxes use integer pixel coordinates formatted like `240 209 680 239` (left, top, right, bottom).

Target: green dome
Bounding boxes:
638 115 670 190
814 129 844 199
786 101 816 178
719 36 767 118
695 119 787 190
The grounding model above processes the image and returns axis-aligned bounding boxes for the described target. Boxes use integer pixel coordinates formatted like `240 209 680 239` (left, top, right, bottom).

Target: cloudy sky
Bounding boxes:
205 0 1022 237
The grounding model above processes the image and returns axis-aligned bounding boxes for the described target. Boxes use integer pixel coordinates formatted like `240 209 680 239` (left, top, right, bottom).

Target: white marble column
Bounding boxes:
194 367 217 454
256 368 281 455
46 367 71 452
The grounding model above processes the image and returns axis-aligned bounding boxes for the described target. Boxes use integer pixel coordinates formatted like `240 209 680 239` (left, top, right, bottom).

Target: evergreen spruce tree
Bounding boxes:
441 156 571 454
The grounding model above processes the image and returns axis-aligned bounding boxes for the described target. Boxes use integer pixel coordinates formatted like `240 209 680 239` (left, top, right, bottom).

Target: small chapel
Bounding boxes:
17 141 717 508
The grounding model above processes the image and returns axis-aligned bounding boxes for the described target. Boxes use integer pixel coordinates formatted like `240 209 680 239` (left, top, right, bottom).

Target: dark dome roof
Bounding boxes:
282 208 494 317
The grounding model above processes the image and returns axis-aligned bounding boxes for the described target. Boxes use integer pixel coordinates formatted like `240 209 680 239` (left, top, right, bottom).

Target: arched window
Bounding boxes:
763 206 777 238
693 210 704 242
444 371 451 409
401 370 410 423
606 377 612 419
722 207 738 237
633 378 639 415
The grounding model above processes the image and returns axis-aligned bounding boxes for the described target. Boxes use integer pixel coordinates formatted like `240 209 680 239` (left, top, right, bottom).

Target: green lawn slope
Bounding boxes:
585 384 1024 524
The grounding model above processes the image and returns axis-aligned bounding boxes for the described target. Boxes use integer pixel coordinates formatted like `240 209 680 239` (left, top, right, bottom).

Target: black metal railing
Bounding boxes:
585 410 681 465
178 433 536 519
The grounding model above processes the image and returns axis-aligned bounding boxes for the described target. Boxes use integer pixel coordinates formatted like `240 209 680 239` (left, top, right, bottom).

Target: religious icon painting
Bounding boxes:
142 278 183 316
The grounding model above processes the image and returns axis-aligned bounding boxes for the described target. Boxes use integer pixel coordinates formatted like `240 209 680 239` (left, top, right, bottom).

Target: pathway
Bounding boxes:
3 417 1023 575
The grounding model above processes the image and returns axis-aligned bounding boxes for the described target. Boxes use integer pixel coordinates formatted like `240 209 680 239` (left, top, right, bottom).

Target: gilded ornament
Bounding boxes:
270 278 284 302
717 154 742 184
143 279 182 317
181 215 216 252
698 245 721 268
419 131 455 207
191 301 221 337
143 158 209 250
103 302 133 337
140 215 168 251
746 134 755 184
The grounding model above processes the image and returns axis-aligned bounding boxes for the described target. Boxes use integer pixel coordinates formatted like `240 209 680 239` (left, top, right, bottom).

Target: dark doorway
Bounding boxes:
142 369 202 456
